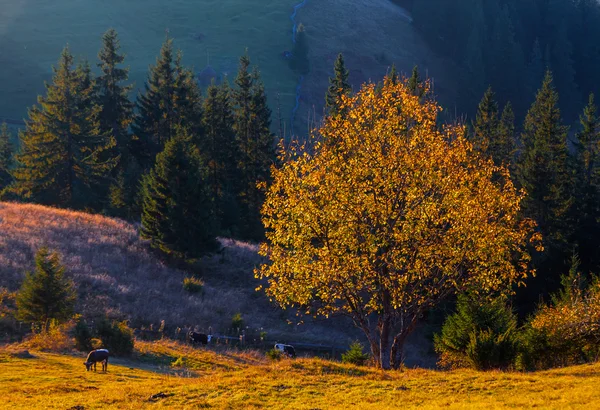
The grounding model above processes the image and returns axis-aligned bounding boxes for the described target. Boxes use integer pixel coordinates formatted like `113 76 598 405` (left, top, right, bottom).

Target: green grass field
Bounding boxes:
1 340 599 409
0 0 300 121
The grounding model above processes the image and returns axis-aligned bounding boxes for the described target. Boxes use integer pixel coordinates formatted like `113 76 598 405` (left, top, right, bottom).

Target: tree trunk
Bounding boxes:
379 315 392 370
391 317 418 370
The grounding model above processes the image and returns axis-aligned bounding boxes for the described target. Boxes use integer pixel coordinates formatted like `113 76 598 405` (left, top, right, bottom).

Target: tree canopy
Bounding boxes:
257 76 541 370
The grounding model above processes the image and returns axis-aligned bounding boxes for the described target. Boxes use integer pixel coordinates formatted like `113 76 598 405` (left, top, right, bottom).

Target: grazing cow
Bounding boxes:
274 343 296 358
84 349 109 372
188 331 212 345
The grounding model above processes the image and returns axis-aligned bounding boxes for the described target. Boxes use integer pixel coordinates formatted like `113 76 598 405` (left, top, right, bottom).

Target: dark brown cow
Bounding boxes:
84 349 109 372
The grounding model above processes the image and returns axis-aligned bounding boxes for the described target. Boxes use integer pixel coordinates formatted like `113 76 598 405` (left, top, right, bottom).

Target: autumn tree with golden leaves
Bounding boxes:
257 76 541 370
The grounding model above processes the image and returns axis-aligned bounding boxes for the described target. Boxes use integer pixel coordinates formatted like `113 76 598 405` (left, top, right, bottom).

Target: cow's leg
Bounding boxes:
93 361 97 372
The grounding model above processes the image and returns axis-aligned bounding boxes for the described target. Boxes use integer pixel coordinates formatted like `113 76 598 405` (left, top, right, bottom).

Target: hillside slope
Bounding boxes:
1 340 600 409
0 203 369 347
0 202 260 332
0 202 437 364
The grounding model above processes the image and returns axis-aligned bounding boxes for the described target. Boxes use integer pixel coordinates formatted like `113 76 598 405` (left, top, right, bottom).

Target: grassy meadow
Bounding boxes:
0 0 300 121
1 339 599 409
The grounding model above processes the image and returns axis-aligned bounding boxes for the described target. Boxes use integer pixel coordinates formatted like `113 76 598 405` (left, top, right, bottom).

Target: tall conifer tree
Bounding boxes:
96 28 133 163
202 81 238 232
494 102 516 168
233 54 275 239
141 129 218 259
325 53 351 116
472 87 499 154
133 39 203 169
174 51 204 139
573 94 600 272
11 47 117 208
132 38 177 168
516 70 573 257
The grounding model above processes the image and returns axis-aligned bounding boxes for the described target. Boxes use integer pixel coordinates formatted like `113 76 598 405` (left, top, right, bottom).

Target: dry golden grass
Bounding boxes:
0 201 262 333
0 202 368 348
0 340 599 409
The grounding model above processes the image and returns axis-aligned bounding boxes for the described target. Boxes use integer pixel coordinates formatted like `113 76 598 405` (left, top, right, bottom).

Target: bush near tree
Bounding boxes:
519 255 600 370
434 295 520 370
341 341 370 366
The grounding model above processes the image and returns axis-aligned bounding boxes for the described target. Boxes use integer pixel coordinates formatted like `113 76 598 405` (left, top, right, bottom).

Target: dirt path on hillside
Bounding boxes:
291 0 458 135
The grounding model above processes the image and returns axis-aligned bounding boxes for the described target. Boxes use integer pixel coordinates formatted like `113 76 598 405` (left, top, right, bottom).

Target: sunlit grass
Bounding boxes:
1 340 599 409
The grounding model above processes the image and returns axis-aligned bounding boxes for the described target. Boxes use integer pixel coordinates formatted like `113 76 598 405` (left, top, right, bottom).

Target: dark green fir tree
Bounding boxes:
201 81 238 233
10 47 117 208
516 70 574 289
573 94 600 272
494 102 516 168
140 129 218 259
96 28 134 164
407 65 424 97
233 54 275 240
471 86 499 154
16 247 76 327
325 53 351 116
174 51 204 139
132 37 177 168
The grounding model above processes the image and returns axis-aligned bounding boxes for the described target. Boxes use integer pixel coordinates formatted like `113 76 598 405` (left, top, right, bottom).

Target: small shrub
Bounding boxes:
73 317 93 352
341 341 370 366
24 319 74 352
517 256 600 370
266 348 283 361
183 277 204 294
96 318 134 356
90 338 103 350
434 294 519 370
231 313 244 331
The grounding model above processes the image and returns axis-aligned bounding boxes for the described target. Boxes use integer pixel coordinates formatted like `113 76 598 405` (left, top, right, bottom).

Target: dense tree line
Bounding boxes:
401 0 600 122
0 25 598 318
0 29 276 258
468 70 600 307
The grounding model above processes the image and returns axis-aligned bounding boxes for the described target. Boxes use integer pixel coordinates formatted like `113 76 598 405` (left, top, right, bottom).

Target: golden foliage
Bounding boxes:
530 278 600 362
257 77 540 342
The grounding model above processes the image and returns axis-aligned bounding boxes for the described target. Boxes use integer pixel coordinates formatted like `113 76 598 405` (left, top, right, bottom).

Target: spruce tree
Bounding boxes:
472 86 499 154
325 53 351 116
201 81 238 232
16 247 76 327
388 64 399 85
132 38 177 168
494 102 516 168
96 28 134 164
10 47 117 208
573 94 600 272
174 51 204 139
516 70 573 260
233 54 275 239
407 65 424 97
132 39 202 169
0 122 12 191
141 129 218 259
